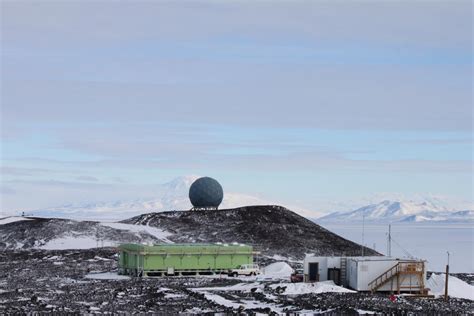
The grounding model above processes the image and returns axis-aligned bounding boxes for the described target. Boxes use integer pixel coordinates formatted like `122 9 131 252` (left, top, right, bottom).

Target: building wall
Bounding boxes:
349 258 426 291
305 255 426 292
142 252 251 271
118 243 253 274
303 256 342 281
348 259 397 291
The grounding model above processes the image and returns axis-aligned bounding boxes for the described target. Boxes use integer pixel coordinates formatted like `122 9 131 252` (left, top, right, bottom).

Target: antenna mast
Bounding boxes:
388 224 392 257
361 213 365 256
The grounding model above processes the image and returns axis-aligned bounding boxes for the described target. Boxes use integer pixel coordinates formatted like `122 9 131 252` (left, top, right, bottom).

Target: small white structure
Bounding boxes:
303 256 426 293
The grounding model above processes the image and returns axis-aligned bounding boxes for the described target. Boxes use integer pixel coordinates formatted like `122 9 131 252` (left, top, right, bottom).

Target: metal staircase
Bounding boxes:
368 261 425 293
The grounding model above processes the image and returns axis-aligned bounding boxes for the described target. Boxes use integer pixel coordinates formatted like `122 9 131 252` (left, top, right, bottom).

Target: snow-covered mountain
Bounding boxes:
318 200 474 223
23 176 319 220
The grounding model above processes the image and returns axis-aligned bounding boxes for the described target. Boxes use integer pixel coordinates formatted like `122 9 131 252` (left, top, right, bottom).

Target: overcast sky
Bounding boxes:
1 1 472 214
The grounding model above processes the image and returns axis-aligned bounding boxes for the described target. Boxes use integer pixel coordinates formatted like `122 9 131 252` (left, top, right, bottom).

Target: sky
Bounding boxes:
1 0 472 214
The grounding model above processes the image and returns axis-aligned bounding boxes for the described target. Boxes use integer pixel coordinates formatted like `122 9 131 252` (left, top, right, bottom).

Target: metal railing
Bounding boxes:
368 261 424 292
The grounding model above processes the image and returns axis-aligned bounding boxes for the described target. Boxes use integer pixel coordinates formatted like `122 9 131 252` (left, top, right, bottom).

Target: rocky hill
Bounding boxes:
123 205 378 259
1 205 378 259
0 216 172 250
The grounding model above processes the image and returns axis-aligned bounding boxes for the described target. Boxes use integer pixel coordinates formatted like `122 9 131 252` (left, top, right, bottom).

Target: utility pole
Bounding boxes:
361 213 365 257
445 251 450 301
386 224 392 257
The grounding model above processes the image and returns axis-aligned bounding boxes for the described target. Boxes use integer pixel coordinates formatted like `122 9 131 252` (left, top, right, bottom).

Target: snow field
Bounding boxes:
35 221 174 250
39 236 107 250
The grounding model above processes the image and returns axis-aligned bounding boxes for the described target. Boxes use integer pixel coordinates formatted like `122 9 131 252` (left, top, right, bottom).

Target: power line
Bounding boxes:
390 236 415 259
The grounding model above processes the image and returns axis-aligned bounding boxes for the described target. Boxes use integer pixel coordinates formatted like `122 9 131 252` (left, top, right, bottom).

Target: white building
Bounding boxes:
303 256 426 293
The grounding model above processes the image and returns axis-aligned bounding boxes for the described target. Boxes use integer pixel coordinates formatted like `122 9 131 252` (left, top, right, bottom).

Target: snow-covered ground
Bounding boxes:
269 281 355 295
427 273 474 301
2 248 472 314
194 282 264 293
198 291 284 313
0 216 32 225
84 272 130 280
33 221 174 250
99 222 173 243
39 236 111 250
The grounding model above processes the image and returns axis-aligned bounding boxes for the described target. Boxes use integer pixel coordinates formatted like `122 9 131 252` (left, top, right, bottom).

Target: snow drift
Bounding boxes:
426 273 474 301
262 262 294 279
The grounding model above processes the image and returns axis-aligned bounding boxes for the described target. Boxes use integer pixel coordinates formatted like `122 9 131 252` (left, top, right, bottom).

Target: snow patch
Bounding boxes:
0 216 32 225
84 272 130 280
200 291 282 312
195 282 263 293
261 262 294 279
99 222 173 243
164 293 185 299
270 281 355 295
39 236 112 250
427 273 474 301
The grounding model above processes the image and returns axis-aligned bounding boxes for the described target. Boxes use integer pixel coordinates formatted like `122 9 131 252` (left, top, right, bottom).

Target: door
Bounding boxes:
328 268 341 285
308 262 319 282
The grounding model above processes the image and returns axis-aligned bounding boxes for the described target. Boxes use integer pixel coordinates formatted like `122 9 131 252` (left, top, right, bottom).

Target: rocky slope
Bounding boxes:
1 205 378 258
0 217 171 250
123 205 378 259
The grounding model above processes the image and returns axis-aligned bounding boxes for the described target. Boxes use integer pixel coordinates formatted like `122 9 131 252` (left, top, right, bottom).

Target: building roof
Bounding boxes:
304 255 424 262
118 243 253 254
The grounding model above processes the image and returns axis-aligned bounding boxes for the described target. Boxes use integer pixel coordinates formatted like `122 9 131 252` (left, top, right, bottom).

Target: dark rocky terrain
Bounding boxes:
1 205 378 258
1 248 472 315
1 206 472 314
0 217 166 250
123 205 379 259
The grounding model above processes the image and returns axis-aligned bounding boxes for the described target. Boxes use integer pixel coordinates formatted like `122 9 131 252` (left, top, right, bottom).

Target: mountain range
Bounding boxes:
18 176 320 220
10 175 472 223
318 200 474 223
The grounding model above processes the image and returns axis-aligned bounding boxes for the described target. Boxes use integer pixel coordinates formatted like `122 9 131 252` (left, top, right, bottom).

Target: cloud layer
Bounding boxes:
1 1 472 213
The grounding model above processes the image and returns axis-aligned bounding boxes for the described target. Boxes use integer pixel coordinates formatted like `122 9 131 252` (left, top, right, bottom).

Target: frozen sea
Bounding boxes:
321 222 473 273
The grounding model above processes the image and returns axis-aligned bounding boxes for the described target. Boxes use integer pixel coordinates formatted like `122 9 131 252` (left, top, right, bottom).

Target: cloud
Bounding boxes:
75 176 99 182
1 166 58 176
2 71 471 131
0 185 16 195
1 1 472 212
2 1 472 132
2 1 471 50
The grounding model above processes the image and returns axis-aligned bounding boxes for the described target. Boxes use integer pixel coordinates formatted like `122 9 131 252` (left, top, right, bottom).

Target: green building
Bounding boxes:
117 243 255 277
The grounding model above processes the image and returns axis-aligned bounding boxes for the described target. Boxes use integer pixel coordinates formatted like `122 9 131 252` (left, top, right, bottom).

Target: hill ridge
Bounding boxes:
123 205 379 258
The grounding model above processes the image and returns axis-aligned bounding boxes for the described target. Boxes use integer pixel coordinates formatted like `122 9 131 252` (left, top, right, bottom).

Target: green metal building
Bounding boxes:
117 243 254 277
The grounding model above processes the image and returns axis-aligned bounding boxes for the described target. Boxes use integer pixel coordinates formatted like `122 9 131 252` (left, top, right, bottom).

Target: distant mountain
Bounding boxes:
0 206 379 259
318 200 474 223
24 176 320 220
400 210 474 223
